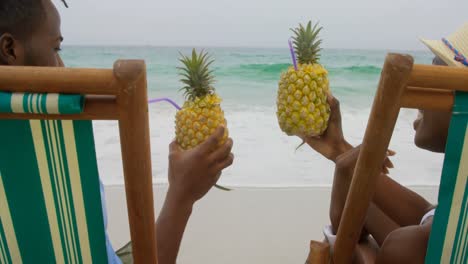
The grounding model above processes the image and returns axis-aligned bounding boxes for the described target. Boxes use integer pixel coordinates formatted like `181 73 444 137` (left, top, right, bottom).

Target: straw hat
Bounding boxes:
420 23 468 67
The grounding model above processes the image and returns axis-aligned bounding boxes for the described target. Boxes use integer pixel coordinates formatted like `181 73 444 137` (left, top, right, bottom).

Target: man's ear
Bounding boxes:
0 33 24 65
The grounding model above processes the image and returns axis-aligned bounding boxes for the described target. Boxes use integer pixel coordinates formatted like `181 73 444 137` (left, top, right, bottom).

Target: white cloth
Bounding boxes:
420 208 436 226
100 180 122 264
321 208 437 254
323 225 336 244
323 225 336 254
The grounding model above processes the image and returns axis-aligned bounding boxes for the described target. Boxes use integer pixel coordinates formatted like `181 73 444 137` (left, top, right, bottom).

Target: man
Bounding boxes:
302 24 467 263
0 1 234 263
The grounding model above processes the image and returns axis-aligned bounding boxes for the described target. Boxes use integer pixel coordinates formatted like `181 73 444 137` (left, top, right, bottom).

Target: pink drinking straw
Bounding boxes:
288 38 298 71
148 97 181 110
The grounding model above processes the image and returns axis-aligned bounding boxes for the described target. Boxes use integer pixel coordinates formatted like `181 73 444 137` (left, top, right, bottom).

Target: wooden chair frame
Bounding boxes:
308 53 468 264
0 60 158 263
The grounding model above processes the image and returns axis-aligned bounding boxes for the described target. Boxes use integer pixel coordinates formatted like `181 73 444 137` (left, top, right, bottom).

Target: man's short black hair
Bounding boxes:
0 0 46 40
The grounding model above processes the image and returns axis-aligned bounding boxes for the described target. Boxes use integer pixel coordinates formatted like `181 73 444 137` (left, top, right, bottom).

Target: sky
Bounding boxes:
56 0 468 50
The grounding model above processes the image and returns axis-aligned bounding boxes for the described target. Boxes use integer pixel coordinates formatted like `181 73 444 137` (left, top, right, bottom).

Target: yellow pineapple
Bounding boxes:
277 21 331 137
175 49 228 150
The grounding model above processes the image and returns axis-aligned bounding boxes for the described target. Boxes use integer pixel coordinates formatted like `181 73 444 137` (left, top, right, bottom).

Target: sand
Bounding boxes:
104 184 439 263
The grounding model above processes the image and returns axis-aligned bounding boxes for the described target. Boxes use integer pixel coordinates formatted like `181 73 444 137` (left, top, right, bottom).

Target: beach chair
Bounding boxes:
0 61 158 263
305 53 468 263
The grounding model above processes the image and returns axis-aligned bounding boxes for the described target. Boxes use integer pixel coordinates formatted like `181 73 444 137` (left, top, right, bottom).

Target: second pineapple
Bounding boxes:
175 49 228 149
277 21 331 137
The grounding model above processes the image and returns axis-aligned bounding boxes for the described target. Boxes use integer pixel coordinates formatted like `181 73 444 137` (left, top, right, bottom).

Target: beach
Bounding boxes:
2 0 466 262
62 46 445 262
59 46 446 187
105 185 439 263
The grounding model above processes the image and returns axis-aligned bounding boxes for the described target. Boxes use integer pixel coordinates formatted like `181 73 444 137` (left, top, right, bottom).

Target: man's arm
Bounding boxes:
156 127 234 264
156 191 193 264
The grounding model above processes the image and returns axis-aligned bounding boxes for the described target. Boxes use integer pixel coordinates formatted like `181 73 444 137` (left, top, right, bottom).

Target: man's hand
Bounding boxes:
300 94 353 162
167 126 234 206
157 127 234 264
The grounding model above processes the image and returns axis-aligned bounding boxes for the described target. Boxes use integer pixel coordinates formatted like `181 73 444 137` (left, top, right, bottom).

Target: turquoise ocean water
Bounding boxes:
62 47 444 186
62 47 433 107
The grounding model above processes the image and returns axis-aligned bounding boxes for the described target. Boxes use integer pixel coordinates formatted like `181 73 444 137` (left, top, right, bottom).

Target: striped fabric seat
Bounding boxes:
0 93 108 263
0 92 84 115
426 92 468 264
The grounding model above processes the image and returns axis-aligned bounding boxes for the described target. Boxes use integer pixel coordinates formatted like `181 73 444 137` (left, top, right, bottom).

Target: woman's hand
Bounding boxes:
301 94 353 162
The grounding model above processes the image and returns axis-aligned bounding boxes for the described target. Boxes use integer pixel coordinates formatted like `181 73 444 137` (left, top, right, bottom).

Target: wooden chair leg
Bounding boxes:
115 60 158 263
306 240 330 264
333 54 414 263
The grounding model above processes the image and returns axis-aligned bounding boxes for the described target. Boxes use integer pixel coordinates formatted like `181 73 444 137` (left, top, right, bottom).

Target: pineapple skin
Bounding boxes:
276 64 331 137
175 94 228 150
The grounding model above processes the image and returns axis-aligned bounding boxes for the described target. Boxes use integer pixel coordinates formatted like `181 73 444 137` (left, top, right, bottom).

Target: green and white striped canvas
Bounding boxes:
0 92 84 114
0 94 108 263
426 92 468 264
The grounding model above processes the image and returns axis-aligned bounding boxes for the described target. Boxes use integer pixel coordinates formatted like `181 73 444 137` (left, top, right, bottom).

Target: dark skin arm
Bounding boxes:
302 94 433 233
333 154 432 264
331 144 433 263
374 172 435 226
365 203 400 246
329 144 397 241
157 192 193 264
156 127 234 264
334 146 434 227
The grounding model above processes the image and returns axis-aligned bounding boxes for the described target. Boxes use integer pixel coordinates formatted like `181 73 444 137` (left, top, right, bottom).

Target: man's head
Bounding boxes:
0 0 63 67
413 57 452 153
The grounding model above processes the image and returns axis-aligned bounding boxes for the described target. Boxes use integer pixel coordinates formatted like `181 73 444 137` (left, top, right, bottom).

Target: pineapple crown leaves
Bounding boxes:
291 21 323 64
177 49 216 101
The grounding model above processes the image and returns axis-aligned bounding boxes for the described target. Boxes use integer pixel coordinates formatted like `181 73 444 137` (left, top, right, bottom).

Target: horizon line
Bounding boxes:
62 44 430 53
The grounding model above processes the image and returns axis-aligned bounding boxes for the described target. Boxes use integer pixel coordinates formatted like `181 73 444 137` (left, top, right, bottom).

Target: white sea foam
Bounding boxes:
94 104 444 187
71 46 441 187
